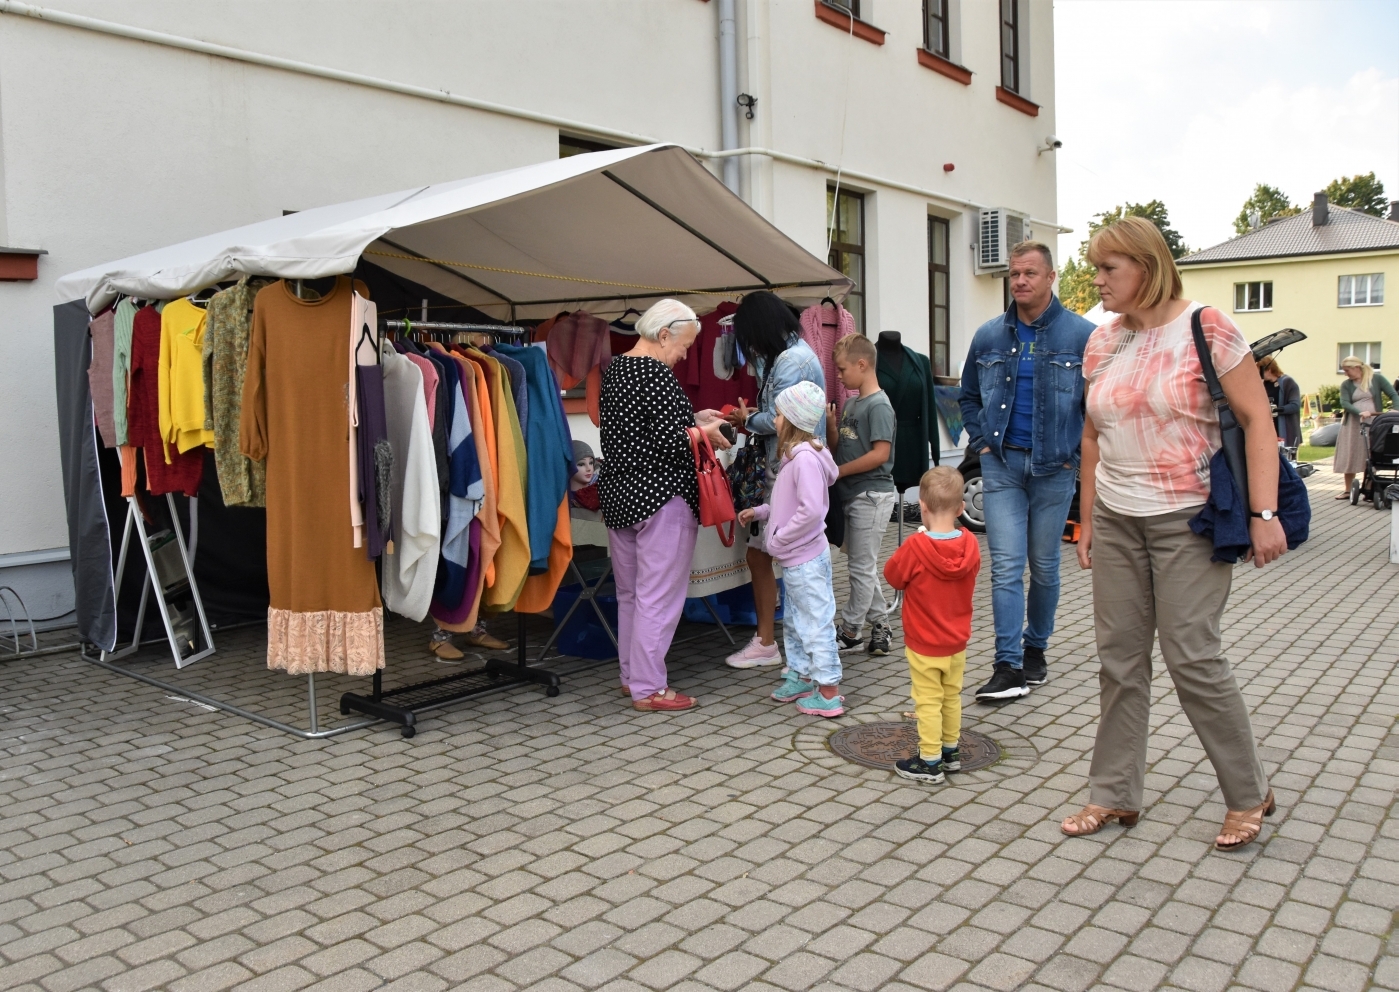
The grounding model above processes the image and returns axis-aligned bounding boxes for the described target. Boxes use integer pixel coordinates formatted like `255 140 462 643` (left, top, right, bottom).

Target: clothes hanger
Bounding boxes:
187 285 219 309
356 319 380 365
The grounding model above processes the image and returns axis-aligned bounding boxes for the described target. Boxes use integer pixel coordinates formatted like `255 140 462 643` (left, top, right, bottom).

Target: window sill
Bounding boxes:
1234 309 1273 314
995 86 1040 117
1339 303 1385 308
814 1 886 45
0 246 45 281
917 48 972 84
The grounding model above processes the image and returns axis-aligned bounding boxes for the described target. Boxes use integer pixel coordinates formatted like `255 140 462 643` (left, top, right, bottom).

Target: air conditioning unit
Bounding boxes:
976 208 1029 274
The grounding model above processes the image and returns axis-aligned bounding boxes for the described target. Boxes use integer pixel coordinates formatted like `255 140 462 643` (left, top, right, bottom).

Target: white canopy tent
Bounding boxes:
58 144 852 318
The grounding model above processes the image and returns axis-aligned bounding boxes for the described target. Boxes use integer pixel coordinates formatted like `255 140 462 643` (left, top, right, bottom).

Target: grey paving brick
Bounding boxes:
0 486 1393 992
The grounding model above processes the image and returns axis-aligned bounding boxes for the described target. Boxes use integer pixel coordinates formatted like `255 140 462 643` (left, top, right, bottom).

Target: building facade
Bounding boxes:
1178 197 1399 402
0 0 1062 623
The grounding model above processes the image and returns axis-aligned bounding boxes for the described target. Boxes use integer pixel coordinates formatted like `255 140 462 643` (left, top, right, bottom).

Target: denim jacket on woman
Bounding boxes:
747 334 826 469
958 295 1094 475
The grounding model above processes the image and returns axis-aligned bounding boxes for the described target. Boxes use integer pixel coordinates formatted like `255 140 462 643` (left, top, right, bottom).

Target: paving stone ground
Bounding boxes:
1 465 1396 992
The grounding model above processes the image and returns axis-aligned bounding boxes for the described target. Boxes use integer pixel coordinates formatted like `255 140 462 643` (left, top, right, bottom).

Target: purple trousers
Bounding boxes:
610 496 698 701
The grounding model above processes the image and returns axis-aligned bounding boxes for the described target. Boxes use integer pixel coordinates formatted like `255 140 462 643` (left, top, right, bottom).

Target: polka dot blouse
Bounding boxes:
598 355 700 530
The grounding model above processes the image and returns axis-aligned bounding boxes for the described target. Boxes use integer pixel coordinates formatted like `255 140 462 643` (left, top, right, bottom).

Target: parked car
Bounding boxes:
954 447 1083 538
955 448 986 533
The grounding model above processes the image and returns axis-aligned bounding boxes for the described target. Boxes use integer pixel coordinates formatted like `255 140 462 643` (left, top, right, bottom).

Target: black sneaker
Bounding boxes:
868 622 892 656
836 625 864 652
895 755 944 784
1022 646 1048 687
940 746 961 771
975 664 1029 701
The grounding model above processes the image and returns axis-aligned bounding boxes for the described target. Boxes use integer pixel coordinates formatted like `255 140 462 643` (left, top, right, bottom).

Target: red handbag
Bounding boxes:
688 427 737 547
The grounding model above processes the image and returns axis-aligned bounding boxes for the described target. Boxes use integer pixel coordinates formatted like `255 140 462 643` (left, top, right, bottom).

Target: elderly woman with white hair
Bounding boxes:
599 298 732 712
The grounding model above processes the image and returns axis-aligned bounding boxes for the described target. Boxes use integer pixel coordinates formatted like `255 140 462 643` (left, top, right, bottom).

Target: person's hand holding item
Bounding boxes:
726 397 752 428
694 408 722 427
703 418 732 450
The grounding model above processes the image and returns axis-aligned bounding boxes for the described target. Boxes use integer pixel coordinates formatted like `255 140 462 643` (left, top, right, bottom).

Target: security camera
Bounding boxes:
1037 135 1063 156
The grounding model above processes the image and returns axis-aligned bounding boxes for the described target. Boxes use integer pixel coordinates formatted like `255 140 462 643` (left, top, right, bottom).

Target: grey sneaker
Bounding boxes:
868 622 892 656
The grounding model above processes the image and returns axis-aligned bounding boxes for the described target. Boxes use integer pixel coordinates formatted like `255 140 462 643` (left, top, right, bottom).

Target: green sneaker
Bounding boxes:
796 690 845 718
771 670 814 703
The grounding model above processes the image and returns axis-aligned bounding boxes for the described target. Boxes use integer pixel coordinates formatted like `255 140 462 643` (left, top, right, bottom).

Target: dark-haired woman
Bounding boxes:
723 291 826 669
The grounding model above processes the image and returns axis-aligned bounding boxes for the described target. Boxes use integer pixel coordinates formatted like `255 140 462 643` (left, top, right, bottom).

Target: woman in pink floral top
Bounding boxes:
1063 217 1287 852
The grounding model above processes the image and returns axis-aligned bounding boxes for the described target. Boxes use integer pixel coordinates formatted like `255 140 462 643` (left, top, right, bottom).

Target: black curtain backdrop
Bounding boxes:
53 300 117 651
353 259 504 325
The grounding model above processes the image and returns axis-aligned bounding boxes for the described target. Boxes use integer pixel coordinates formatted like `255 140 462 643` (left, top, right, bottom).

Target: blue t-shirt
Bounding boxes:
1004 318 1036 448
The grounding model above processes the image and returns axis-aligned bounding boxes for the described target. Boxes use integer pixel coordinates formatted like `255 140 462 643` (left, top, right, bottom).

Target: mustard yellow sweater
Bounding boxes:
159 298 214 456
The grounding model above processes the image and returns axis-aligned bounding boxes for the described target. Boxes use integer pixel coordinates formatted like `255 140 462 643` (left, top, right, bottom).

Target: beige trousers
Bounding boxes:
1088 501 1269 812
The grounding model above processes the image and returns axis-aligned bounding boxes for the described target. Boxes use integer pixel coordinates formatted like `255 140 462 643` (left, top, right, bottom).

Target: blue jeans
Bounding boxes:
781 550 842 686
981 448 1076 669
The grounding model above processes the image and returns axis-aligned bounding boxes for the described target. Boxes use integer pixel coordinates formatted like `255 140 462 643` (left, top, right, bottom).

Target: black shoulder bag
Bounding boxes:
1190 307 1250 508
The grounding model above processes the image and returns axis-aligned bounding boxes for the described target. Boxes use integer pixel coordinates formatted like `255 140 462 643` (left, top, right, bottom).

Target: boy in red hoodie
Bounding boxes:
884 466 981 784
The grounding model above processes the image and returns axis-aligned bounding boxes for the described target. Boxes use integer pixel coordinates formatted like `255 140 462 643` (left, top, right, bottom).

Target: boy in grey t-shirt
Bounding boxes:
826 334 898 656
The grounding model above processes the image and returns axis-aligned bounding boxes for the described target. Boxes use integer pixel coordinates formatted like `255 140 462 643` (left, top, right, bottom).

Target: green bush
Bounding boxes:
1317 383 1341 411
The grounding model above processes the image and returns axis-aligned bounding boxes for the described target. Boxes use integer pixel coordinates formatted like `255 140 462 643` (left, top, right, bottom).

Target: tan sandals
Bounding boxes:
1060 805 1140 836
1216 790 1276 851
1061 789 1277 849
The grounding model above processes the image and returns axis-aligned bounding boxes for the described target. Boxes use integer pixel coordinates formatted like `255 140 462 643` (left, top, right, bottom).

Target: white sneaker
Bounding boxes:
725 635 784 669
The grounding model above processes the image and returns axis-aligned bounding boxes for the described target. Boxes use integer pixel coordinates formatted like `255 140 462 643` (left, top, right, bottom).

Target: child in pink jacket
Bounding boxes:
738 381 845 716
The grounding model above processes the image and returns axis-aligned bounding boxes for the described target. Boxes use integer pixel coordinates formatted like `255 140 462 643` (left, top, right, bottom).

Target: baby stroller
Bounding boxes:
1352 410 1399 509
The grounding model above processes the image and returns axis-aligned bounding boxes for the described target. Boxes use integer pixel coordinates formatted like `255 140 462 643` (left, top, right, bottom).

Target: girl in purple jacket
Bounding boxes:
738 382 845 716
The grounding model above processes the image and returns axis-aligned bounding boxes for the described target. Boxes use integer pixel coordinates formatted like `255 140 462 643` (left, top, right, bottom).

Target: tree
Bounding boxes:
1090 201 1188 259
1056 199 1188 314
1323 172 1387 215
1058 255 1099 314
1233 183 1299 235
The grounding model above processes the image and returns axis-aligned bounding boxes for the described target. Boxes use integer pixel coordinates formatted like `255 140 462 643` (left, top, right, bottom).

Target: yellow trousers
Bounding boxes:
907 649 965 760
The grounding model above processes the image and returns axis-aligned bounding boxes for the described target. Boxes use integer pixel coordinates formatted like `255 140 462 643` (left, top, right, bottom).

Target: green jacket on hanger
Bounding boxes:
877 345 940 491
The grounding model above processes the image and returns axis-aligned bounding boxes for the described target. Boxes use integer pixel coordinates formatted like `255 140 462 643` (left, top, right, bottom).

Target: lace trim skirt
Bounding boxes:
267 606 384 676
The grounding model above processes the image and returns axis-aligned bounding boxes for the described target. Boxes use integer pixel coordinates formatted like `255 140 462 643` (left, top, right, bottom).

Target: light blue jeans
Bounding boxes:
981 448 1077 669
781 550 842 686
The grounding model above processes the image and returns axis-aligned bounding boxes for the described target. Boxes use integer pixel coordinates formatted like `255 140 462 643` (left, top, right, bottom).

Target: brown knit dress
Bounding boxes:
240 277 384 675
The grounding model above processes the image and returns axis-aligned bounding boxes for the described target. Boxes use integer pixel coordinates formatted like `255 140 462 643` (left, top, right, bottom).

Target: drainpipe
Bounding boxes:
718 0 740 193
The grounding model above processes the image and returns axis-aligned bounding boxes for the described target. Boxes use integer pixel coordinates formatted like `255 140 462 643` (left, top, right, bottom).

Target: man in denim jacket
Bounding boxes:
958 242 1094 701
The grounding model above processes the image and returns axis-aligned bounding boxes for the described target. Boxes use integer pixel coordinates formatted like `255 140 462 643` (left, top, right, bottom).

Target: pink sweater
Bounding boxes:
799 302 857 417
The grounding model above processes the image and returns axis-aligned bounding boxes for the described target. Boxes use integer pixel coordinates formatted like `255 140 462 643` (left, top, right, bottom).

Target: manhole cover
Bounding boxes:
828 723 1001 772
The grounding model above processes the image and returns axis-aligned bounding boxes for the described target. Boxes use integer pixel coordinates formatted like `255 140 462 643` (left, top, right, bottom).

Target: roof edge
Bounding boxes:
1178 244 1399 267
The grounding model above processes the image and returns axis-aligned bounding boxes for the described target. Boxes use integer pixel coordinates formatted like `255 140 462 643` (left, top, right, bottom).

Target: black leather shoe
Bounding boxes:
1023 646 1048 687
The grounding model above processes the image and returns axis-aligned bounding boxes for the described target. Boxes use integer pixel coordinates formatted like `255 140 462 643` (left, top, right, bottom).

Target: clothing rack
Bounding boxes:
380 319 529 338
339 317 560 738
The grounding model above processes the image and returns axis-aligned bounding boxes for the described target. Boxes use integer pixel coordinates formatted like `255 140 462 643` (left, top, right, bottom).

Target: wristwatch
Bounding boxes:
1250 509 1277 521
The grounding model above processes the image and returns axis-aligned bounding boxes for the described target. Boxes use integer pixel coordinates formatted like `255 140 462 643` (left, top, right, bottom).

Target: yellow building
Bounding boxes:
1178 194 1399 401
